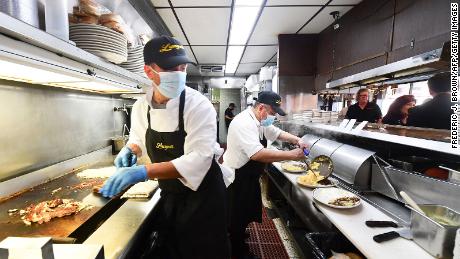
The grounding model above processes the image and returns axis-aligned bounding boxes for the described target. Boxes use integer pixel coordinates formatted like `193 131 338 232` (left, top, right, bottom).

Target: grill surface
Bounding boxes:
0 164 122 242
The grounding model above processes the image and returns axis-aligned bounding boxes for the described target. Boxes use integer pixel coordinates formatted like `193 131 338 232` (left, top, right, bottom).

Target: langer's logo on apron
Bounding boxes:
156 142 175 150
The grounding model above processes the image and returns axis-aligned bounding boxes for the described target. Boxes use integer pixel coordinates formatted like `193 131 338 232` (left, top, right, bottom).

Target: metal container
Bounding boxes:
331 144 375 188
371 165 460 212
309 138 342 159
111 136 128 154
409 205 460 258
0 0 39 28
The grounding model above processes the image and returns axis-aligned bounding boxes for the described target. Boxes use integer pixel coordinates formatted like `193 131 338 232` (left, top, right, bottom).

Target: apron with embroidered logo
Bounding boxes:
146 90 230 259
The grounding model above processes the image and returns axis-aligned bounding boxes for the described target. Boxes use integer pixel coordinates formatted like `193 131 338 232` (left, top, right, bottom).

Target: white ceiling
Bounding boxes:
151 0 361 76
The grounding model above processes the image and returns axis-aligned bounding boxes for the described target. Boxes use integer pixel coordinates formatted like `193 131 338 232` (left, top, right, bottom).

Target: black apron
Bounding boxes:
146 90 230 259
229 131 267 256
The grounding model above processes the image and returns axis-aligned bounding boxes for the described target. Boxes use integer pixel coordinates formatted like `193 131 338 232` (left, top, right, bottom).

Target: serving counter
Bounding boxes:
0 147 161 259
269 162 433 259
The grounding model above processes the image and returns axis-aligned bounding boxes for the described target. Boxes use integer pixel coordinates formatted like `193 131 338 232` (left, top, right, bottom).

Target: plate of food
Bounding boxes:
281 161 307 173
297 170 335 188
312 187 361 209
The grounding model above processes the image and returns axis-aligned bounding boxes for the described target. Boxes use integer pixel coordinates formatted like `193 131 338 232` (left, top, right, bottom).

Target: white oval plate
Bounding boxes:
281 161 306 173
297 177 336 188
312 187 361 209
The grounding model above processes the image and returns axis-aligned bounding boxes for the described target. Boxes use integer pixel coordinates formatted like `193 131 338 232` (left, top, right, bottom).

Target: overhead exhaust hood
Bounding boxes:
0 12 147 94
326 42 450 89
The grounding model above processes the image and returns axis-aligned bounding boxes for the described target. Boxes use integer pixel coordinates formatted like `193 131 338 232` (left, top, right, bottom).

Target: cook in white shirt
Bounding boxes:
100 36 230 258
223 91 307 257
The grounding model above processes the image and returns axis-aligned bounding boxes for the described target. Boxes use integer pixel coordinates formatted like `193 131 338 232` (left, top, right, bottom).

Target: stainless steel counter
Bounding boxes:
84 190 161 259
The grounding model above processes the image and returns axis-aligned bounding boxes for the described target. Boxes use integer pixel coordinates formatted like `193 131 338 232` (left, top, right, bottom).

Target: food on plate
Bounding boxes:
298 170 325 185
68 13 79 24
18 199 90 225
101 21 124 34
99 13 124 24
78 15 98 24
328 196 360 207
281 162 306 172
78 0 101 17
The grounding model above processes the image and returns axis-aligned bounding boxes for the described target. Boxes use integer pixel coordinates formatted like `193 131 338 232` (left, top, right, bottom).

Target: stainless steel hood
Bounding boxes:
326 42 450 89
0 12 148 94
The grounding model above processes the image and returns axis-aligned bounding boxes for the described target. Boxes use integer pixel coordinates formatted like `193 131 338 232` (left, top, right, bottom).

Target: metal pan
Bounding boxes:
310 155 334 178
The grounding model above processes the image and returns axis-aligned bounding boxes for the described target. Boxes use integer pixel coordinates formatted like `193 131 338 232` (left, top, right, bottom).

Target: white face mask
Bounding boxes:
151 67 187 98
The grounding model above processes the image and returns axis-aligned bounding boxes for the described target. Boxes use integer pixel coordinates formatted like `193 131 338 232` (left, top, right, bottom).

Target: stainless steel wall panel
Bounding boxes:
0 80 131 181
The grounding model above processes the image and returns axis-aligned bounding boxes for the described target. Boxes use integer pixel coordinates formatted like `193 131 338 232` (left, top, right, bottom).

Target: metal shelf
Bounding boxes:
0 12 151 90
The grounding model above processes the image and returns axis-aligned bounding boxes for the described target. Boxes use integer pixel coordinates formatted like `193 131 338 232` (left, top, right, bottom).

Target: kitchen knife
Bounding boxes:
373 228 413 243
366 220 401 228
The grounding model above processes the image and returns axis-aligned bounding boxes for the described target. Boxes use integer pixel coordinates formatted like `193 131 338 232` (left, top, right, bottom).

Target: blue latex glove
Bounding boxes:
114 146 137 168
100 165 148 198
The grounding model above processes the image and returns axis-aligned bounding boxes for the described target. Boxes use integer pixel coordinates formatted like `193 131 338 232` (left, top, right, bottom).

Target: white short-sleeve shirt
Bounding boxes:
223 108 283 177
127 86 226 190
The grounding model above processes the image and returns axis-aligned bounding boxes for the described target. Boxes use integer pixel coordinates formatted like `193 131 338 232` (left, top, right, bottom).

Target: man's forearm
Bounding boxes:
128 143 142 157
145 161 182 179
277 131 300 144
250 148 296 163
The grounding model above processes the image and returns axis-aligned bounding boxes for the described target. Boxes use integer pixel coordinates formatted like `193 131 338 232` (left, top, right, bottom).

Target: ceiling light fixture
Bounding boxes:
225 0 264 74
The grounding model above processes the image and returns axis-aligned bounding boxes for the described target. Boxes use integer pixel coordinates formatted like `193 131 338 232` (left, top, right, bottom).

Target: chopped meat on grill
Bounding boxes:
20 198 88 225
70 179 105 190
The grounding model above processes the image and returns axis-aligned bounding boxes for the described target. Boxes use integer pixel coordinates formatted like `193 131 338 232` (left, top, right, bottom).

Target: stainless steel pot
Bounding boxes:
408 204 460 258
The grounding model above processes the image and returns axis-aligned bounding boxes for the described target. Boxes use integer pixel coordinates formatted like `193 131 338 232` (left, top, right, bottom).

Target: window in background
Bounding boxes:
411 81 432 105
381 83 410 115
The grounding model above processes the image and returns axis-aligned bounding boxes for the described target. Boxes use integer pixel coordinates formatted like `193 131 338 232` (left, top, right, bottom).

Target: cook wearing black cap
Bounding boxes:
100 36 231 258
223 91 307 258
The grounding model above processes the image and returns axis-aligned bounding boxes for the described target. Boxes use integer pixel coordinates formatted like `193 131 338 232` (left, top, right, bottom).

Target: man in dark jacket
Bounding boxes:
407 72 453 130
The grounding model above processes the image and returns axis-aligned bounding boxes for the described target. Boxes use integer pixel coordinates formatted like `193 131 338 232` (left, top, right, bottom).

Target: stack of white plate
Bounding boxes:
310 117 323 124
330 111 339 122
292 113 303 121
69 24 128 64
302 110 313 122
119 45 144 75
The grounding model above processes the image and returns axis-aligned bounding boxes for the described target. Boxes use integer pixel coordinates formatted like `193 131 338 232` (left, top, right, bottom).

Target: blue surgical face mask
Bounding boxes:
151 68 187 98
261 115 276 126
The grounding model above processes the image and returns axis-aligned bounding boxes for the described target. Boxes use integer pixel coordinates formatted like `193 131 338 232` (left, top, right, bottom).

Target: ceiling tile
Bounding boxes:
299 6 353 33
248 6 321 45
192 46 226 64
240 46 278 63
330 0 362 5
236 63 263 75
175 8 230 45
156 9 188 44
184 46 198 64
151 0 170 7
266 0 328 5
171 0 231 6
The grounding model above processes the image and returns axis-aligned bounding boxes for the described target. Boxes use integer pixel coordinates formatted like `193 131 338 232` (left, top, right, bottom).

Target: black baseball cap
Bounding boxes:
257 91 286 116
143 36 196 69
